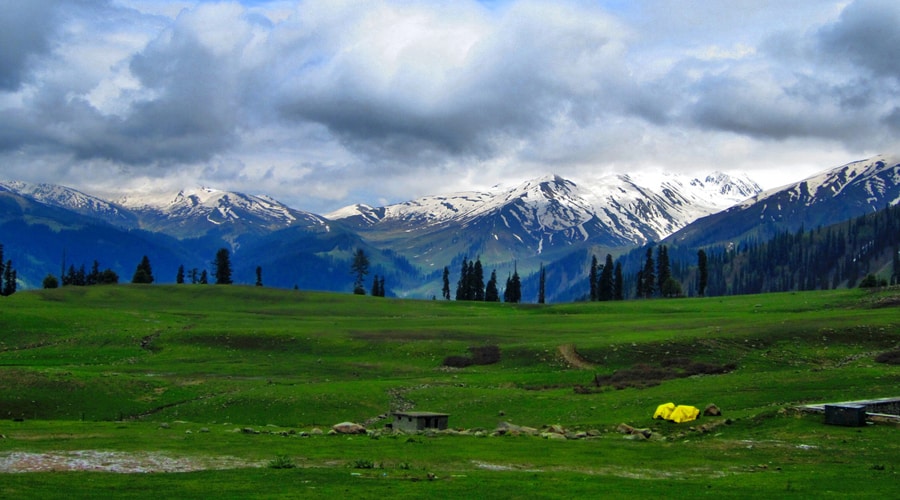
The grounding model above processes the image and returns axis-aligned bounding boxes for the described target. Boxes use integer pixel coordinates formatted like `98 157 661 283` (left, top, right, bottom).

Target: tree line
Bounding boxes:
610 202 900 299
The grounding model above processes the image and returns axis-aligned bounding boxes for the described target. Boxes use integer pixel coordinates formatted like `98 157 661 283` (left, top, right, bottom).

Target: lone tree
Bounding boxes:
255 266 263 287
350 248 369 294
538 263 546 304
131 255 154 284
441 266 451 300
697 249 708 297
214 248 233 285
176 265 185 284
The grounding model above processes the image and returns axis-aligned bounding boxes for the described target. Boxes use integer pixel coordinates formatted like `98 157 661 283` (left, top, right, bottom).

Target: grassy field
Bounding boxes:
0 285 898 498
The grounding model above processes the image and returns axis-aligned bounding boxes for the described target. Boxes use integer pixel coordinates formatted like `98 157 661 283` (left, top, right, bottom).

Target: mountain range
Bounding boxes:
2 155 898 300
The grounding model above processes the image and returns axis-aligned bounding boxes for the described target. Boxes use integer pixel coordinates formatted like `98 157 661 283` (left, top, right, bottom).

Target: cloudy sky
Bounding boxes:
2 0 898 213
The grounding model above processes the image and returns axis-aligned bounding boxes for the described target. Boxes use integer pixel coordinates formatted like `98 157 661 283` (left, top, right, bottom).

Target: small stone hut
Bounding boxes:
391 411 450 432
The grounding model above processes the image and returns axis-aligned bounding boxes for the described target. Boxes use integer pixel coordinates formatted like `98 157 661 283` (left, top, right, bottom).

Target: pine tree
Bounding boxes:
485 270 500 302
599 254 613 301
697 249 708 297
379 276 386 297
199 270 208 284
371 274 380 296
510 269 521 303
641 247 655 298
657 245 671 294
504 265 522 303
2 259 15 296
214 248 233 285
176 265 185 284
131 255 154 284
538 263 546 304
473 259 485 301
350 248 369 294
255 266 263 287
456 258 468 301
87 261 100 286
589 255 599 301
442 266 451 300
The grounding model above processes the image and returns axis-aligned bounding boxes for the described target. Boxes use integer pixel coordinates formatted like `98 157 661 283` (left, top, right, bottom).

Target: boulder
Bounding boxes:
704 404 722 416
332 422 366 434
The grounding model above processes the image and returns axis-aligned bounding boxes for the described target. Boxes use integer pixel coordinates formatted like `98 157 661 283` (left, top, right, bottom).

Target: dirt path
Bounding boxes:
558 344 594 370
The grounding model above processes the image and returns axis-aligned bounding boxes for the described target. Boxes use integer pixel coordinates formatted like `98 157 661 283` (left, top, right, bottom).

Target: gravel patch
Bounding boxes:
0 450 263 473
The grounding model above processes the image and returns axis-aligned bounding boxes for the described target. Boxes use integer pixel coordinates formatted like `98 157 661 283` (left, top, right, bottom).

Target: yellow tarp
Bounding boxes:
669 405 699 423
653 403 699 423
653 402 676 420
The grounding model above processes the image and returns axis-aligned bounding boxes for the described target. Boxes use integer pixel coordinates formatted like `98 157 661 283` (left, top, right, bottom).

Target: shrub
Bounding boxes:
874 350 900 365
351 459 375 469
268 455 296 469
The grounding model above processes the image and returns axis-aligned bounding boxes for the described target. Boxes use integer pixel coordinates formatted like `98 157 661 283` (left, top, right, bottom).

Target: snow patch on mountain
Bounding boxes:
329 171 762 246
0 180 133 223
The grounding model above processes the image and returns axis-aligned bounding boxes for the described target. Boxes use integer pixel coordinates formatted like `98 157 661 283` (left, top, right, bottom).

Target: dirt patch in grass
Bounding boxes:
575 358 736 392
0 450 263 473
558 344 594 370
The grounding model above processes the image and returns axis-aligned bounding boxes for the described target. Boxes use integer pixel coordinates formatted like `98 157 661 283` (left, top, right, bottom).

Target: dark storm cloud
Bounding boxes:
818 0 900 80
0 0 62 90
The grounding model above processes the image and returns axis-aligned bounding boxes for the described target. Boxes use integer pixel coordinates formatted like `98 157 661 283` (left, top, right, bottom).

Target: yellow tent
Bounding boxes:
669 405 699 423
653 402 676 420
653 403 700 423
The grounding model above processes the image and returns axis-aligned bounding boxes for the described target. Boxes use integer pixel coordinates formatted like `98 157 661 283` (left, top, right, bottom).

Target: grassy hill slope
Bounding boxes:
0 285 898 497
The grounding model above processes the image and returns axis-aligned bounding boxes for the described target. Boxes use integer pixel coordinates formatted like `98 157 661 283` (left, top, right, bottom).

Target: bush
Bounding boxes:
351 459 375 469
267 455 296 469
874 350 900 365
859 274 887 288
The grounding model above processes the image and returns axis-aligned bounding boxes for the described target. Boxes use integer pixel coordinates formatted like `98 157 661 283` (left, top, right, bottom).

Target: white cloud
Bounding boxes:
0 0 897 213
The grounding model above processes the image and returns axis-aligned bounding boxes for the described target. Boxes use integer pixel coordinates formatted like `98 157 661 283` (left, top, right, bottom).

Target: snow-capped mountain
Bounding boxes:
0 180 137 227
328 171 761 267
117 187 329 240
668 155 900 247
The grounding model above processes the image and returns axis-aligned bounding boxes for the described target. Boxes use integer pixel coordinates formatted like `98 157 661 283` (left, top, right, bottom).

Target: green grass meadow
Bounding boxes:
0 285 898 498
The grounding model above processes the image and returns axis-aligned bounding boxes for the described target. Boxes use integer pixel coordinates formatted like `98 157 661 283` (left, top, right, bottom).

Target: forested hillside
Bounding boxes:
613 203 900 298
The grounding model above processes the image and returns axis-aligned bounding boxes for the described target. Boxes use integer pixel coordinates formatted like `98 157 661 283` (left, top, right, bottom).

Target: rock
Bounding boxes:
158 422 170 429
310 427 323 435
541 432 567 440
704 404 722 416
548 424 566 435
616 423 651 438
616 423 635 435
332 422 367 435
199 427 210 433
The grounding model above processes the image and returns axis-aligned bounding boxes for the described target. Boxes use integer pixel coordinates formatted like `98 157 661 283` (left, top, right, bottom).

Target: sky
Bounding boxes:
1 0 899 213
